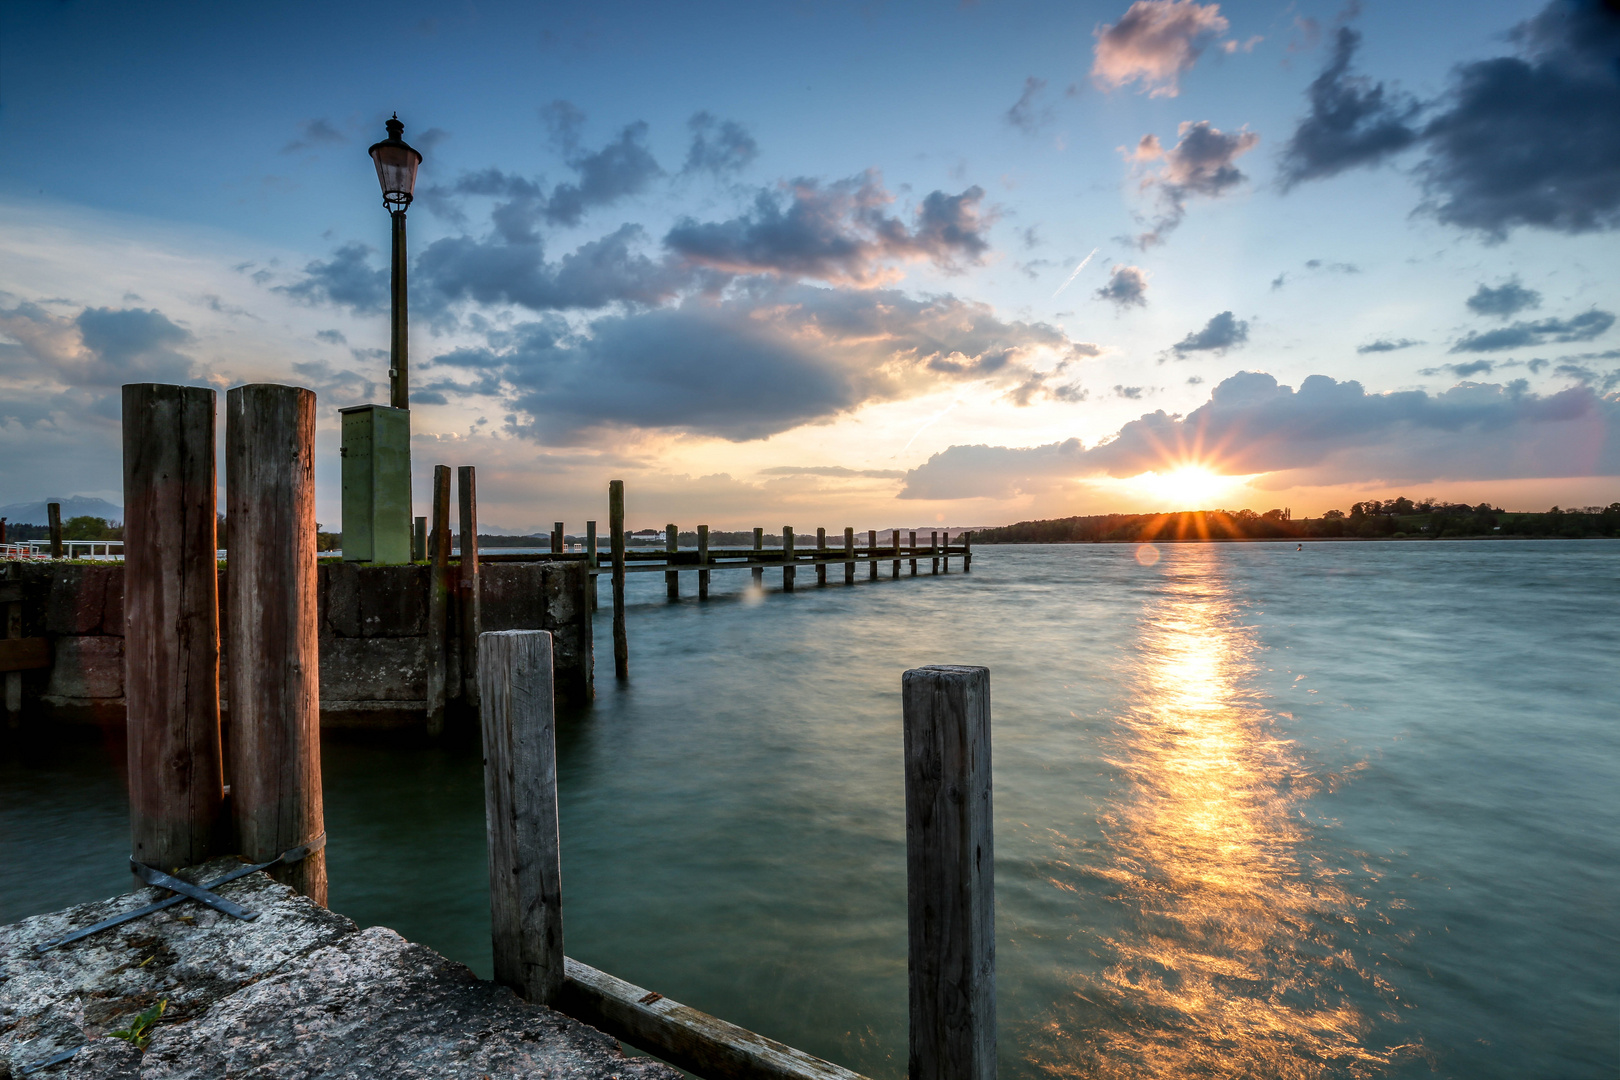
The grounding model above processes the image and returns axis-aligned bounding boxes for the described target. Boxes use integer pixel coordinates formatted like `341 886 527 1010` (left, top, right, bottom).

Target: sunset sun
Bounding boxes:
1125 465 1240 509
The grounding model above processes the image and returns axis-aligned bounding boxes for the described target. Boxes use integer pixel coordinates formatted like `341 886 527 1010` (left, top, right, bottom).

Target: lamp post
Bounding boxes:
368 114 422 411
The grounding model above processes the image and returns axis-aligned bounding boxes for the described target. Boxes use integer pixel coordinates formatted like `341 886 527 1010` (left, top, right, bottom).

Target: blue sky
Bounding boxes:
3 0 1617 531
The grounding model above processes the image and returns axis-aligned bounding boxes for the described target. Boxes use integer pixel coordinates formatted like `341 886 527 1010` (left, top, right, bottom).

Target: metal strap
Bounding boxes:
34 834 327 954
130 862 258 921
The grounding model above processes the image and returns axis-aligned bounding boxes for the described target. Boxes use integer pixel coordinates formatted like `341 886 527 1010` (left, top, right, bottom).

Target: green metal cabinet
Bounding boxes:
340 404 412 564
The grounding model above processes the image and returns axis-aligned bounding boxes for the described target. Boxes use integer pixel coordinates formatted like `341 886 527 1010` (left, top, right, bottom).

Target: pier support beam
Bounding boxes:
752 528 764 587
942 530 950 574
123 383 224 874
427 466 452 734
698 525 710 599
586 520 598 612
609 481 628 680
964 532 972 573
225 383 326 904
458 466 482 708
845 527 855 585
552 522 564 555
783 526 795 592
892 528 901 579
910 530 918 576
479 629 564 1006
817 528 827 587
665 524 679 600
868 530 878 581
932 531 939 575
903 664 995 1080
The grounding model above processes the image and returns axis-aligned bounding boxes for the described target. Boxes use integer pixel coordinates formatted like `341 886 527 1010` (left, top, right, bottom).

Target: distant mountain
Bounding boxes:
0 496 124 526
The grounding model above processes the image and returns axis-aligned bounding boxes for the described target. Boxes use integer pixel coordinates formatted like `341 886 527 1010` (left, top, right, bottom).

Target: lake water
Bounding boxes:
5 541 1617 1078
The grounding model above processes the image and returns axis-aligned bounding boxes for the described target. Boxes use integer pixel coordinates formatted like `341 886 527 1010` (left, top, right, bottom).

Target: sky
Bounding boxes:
2 0 1618 533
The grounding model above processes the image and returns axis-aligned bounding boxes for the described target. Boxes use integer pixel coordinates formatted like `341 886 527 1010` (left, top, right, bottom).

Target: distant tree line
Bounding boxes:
972 500 1620 544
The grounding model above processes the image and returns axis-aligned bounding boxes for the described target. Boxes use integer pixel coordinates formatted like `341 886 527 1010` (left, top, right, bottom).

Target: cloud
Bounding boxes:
425 283 1094 442
683 112 759 175
898 370 1620 498
1092 0 1231 97
1357 337 1422 354
1114 384 1146 399
1277 28 1420 188
1420 359 1497 378
1466 277 1542 318
282 118 345 154
543 119 663 227
1095 264 1149 308
315 329 347 345
1129 121 1260 246
665 172 990 284
275 243 389 314
1304 258 1358 273
1171 310 1248 355
1006 77 1052 132
1450 310 1615 353
0 301 197 397
759 466 906 479
1418 0 1620 237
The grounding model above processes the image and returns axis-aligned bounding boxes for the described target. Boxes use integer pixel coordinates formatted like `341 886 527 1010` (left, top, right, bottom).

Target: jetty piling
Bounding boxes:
867 530 878 581
910 530 918 576
609 480 628 679
427 465 453 736
892 529 901 579
553 522 565 555
752 527 764 586
698 525 711 599
903 664 996 1080
457 466 482 708
845 527 855 584
665 525 679 599
47 502 62 559
479 628 565 1006
123 383 224 874
224 384 326 904
817 528 828 586
783 526 795 592
586 520 599 611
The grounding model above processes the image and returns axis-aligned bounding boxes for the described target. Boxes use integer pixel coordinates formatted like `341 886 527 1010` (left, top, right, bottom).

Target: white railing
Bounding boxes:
0 539 125 561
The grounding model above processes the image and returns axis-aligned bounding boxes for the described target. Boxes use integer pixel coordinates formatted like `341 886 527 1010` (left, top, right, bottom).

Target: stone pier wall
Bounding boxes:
1 559 592 728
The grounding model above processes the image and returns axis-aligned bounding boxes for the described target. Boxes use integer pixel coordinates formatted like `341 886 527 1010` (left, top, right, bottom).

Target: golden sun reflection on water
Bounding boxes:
1032 562 1394 1079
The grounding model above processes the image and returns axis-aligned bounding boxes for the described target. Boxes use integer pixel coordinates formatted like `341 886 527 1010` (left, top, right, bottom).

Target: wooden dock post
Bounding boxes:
552 522 565 555
942 529 950 574
910 530 919 576
609 481 628 679
47 502 62 559
427 466 452 734
123 383 224 873
783 526 795 592
698 525 710 599
665 524 679 600
817 528 827 587
845 527 855 585
585 520 598 612
963 531 972 572
225 384 326 905
413 516 427 561
868 530 878 581
903 665 996 1080
479 629 564 1006
458 466 481 708
892 528 902 579
752 527 764 587
932 531 940 575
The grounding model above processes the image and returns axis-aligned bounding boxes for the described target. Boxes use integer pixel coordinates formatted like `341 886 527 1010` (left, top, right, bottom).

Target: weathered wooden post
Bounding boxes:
427 466 452 734
911 530 919 576
752 527 764 587
942 529 950 574
903 664 996 1080
47 502 63 559
552 522 565 555
123 383 224 873
665 524 679 600
868 530 878 581
817 527 828 587
783 526 795 592
479 629 564 1005
932 531 940 575
963 531 972 572
225 384 326 904
585 520 598 612
698 525 710 599
413 516 427 561
845 526 855 585
609 480 628 680
892 528 902 579
458 466 482 708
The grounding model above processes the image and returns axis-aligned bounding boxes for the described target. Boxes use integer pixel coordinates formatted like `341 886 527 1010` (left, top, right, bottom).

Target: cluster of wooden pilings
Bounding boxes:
113 380 998 1080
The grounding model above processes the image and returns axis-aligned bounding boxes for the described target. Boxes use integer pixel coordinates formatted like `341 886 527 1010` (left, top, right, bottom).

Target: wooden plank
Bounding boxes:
0 637 48 672
698 525 710 600
902 665 995 1080
480 629 564 1005
666 524 680 600
610 480 628 680
123 383 224 874
816 528 827 587
224 383 325 905
427 466 453 733
557 957 869 1080
844 527 855 585
458 466 481 708
782 526 795 592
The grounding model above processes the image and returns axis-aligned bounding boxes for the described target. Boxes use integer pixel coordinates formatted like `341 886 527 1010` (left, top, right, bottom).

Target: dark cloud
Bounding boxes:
1092 0 1231 97
1466 277 1542 318
1095 264 1149 308
426 283 1093 442
899 370 1620 499
1171 310 1248 355
1006 77 1052 132
1420 359 1497 378
683 112 759 175
544 120 663 227
1418 0 1620 236
282 118 345 154
1357 337 1422 353
1277 28 1420 188
665 172 990 284
1450 309 1615 353
1130 121 1260 246
0 302 195 389
275 243 388 314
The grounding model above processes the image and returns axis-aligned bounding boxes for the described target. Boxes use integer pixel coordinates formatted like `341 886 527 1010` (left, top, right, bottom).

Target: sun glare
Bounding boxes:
1127 465 1238 509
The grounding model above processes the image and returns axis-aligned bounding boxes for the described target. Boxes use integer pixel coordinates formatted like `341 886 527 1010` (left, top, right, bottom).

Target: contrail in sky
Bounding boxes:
901 399 962 454
1050 247 1098 299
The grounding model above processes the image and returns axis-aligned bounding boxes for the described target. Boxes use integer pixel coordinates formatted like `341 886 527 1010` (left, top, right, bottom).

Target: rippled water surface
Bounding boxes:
6 541 1618 1078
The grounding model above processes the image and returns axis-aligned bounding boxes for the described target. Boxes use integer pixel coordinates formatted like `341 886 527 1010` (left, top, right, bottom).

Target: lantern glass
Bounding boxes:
368 116 422 209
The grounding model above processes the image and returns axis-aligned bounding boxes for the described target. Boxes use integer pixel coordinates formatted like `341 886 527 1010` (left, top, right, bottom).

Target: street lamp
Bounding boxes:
368 114 422 410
